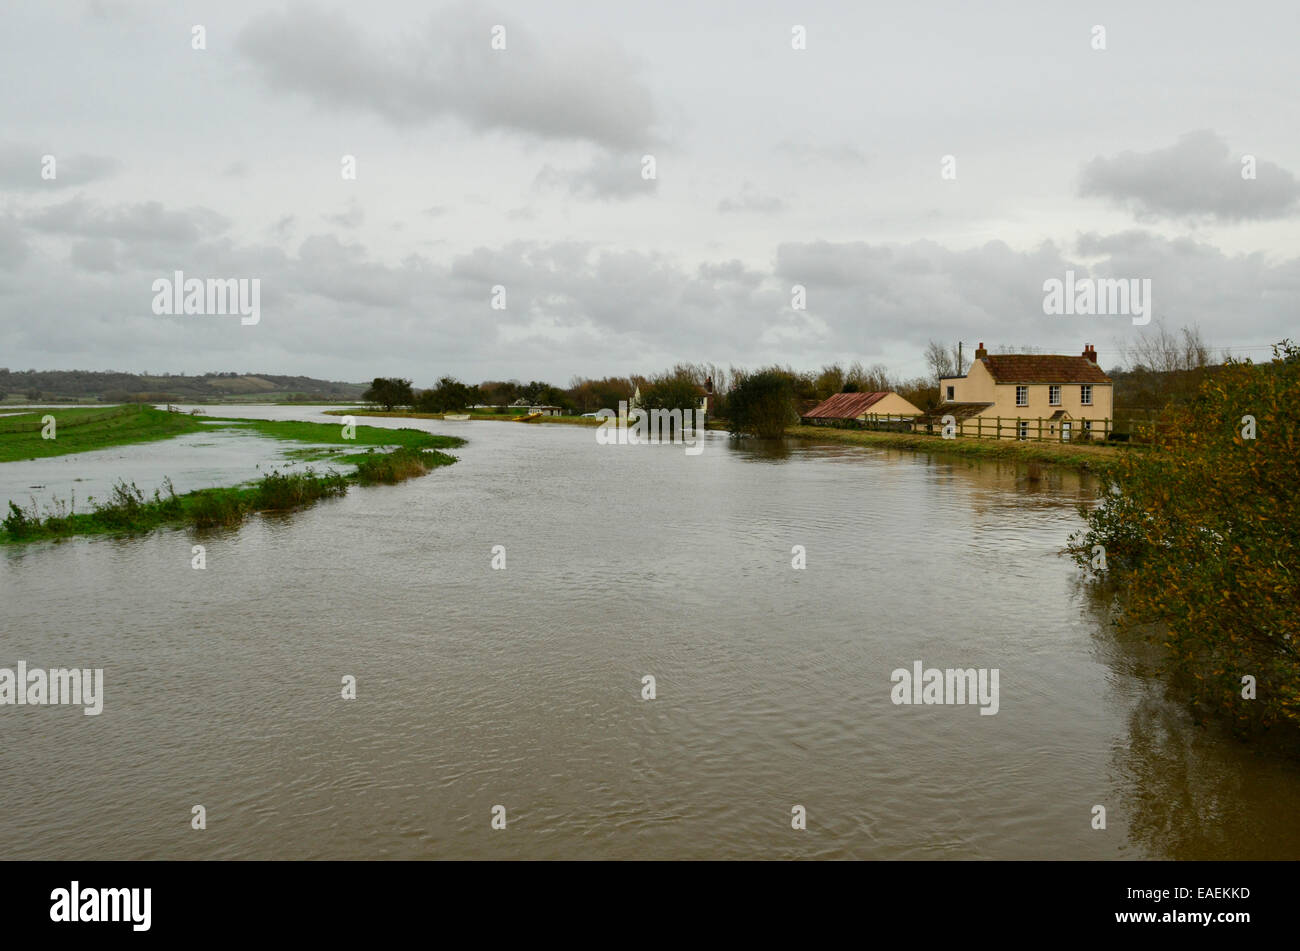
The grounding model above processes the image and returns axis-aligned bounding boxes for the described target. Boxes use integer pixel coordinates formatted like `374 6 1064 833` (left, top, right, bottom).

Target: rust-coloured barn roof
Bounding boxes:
802 391 891 419
982 354 1111 384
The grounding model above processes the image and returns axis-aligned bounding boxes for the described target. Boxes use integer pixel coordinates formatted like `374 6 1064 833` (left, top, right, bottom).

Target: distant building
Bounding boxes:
801 391 923 426
699 376 716 417
922 342 1113 440
629 376 717 418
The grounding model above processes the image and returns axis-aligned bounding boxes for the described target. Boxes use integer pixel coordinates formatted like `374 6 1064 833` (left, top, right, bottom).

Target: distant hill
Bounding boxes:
0 369 367 404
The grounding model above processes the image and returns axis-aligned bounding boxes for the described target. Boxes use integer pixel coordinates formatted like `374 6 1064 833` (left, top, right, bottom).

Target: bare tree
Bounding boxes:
924 340 954 383
1121 318 1211 373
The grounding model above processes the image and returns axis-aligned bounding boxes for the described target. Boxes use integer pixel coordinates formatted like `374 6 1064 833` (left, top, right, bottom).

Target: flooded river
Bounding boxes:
2 405 1297 859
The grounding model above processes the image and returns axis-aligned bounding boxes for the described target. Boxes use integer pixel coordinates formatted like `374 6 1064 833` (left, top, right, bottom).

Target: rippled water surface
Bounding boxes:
3 405 1298 859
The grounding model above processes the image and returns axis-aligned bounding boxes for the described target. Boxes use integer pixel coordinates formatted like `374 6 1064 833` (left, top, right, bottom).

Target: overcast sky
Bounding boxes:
2 0 1298 385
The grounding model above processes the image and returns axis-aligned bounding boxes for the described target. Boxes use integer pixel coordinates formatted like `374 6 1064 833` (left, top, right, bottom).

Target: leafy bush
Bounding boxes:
727 369 797 438
91 480 149 529
254 468 347 509
187 488 250 527
3 501 35 538
353 447 452 484
1069 341 1300 731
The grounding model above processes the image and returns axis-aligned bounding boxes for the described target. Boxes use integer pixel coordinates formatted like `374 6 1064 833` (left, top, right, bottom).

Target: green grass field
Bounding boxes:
0 405 210 462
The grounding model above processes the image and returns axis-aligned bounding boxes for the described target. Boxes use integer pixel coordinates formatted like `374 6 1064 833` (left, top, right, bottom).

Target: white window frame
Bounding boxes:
1080 384 1092 406
1018 420 1029 441
1049 385 1061 406
1015 385 1028 407
1083 419 1092 434
945 385 955 401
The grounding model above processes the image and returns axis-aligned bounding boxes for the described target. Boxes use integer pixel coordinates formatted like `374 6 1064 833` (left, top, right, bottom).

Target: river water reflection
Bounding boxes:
2 405 1297 859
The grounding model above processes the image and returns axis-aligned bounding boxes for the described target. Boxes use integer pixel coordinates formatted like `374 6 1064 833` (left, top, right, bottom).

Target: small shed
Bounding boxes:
801 391 923 427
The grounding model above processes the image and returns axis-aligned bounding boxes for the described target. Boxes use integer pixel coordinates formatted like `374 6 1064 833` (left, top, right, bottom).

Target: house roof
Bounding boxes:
802 391 892 419
982 355 1111 384
914 402 994 425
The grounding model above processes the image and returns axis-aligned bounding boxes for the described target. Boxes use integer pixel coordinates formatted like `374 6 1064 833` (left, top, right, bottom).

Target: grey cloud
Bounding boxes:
0 144 119 191
292 234 415 307
775 141 871 167
25 197 229 244
0 215 30 269
324 201 365 229
237 2 658 151
270 215 296 240
534 151 657 200
70 238 120 273
718 183 787 215
3 190 1298 382
697 260 764 288
775 233 1300 359
1079 131 1300 222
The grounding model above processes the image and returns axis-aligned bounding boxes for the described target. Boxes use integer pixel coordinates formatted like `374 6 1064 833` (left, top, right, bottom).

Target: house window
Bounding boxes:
946 385 954 401
1049 385 1061 406
1015 385 1028 407
1018 420 1029 440
1081 385 1093 406
1083 420 1092 435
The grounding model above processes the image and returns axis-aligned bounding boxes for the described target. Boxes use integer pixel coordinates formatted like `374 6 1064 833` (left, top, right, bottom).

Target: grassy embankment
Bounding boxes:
783 424 1123 471
1 410 463 544
0 405 209 462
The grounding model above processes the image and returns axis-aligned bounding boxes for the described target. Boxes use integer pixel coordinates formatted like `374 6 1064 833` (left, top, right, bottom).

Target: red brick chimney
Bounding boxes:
1082 344 1097 363
974 342 988 359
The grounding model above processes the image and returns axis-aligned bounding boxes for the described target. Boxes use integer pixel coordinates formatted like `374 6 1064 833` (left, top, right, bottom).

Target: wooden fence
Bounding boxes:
806 411 1180 444
865 413 1113 443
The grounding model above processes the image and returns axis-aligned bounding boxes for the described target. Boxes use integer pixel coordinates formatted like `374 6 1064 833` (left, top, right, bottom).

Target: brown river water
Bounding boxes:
2 405 1298 859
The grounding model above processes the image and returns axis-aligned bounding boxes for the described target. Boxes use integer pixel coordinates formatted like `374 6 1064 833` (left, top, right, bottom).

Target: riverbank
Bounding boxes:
326 408 607 426
0 405 209 462
1 417 464 544
327 408 1122 470
783 424 1124 471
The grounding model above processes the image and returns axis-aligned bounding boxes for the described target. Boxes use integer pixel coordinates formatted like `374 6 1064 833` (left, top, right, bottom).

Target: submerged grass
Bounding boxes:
213 416 463 454
1 417 462 545
2 467 352 542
